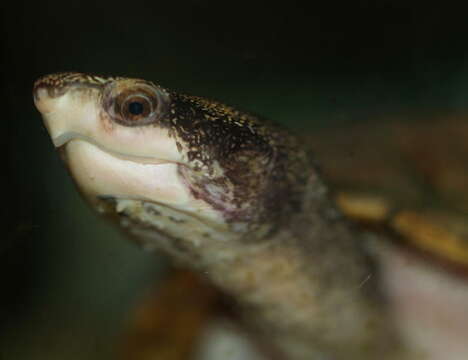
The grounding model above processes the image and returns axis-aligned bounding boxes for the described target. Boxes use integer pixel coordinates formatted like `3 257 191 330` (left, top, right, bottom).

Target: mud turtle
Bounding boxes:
33 72 468 360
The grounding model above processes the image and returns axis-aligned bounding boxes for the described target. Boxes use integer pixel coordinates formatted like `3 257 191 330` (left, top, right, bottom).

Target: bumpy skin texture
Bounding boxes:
34 73 407 360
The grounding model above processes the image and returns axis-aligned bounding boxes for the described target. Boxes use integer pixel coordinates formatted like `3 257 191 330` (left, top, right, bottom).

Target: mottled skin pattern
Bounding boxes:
164 92 309 229
34 73 408 360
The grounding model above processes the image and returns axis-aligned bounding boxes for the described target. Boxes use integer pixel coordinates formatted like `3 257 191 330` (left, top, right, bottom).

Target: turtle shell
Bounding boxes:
309 113 468 272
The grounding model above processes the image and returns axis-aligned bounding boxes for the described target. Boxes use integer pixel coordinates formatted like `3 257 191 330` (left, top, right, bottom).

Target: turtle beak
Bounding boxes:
34 90 100 148
33 87 56 143
33 73 105 147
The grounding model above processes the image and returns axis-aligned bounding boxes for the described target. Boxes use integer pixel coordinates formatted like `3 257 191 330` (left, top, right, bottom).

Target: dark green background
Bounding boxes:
3 1 468 358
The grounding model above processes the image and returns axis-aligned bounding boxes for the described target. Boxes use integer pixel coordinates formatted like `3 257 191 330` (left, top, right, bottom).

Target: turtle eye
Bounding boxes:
127 100 145 115
120 95 153 122
104 81 167 127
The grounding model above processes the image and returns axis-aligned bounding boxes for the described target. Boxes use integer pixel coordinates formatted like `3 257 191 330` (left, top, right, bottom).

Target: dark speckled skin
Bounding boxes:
166 92 309 229
34 73 409 360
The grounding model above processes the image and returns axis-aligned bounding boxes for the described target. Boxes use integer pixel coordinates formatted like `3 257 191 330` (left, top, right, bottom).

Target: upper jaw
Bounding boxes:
55 132 174 165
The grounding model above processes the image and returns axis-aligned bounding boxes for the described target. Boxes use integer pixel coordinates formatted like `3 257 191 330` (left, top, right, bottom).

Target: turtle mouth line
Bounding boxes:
54 131 177 166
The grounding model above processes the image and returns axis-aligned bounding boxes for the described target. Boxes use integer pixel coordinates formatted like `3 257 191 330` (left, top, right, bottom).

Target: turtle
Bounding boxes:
33 72 468 360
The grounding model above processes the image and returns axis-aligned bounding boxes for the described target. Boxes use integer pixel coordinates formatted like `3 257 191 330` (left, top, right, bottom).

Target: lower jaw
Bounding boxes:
61 139 194 206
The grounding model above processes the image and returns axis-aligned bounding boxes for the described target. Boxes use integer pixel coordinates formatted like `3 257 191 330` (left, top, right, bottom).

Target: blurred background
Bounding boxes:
3 1 468 359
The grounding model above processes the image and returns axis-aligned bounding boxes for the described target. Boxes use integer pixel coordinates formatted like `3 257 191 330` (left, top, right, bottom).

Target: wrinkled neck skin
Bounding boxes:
109 169 406 360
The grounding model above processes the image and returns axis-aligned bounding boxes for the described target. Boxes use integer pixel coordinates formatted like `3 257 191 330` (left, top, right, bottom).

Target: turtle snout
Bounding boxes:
33 72 79 113
33 86 55 115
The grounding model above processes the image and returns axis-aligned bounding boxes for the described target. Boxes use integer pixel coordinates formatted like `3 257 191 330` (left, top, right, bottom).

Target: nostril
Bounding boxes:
33 84 62 115
33 72 78 101
33 85 48 103
33 75 50 102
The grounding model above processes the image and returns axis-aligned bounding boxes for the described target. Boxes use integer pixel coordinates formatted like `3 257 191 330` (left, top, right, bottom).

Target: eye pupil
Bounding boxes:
128 101 144 115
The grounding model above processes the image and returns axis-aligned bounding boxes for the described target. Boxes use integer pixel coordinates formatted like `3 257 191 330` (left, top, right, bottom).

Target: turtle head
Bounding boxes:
34 72 309 251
